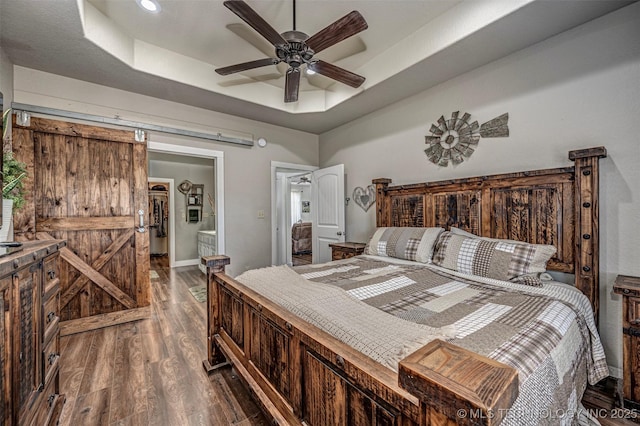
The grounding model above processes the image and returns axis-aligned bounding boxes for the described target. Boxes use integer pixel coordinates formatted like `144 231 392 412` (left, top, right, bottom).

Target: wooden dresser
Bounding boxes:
614 274 640 409
1 240 66 425
329 242 366 260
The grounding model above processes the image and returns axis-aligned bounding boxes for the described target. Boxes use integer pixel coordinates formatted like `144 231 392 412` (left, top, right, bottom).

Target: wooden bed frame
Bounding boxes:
203 147 606 426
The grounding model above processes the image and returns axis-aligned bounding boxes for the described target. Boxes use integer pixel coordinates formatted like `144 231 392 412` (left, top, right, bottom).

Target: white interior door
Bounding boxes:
312 164 345 263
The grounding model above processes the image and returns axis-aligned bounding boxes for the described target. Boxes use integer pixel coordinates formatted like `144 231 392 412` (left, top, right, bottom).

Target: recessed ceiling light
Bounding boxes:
136 0 161 13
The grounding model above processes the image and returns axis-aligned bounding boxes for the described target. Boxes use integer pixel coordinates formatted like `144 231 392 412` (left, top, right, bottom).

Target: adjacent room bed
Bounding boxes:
202 147 608 426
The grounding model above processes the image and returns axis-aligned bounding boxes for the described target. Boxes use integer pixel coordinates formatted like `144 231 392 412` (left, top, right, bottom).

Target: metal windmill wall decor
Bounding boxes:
424 111 509 167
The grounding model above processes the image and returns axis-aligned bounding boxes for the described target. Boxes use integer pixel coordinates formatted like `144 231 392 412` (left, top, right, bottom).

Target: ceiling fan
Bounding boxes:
215 0 368 103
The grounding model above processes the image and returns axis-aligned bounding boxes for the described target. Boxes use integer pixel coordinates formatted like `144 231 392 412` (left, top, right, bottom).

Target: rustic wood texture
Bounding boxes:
58 258 269 426
0 277 11 426
59 306 150 337
0 241 64 425
12 117 150 327
374 147 607 315
203 149 609 425
203 255 231 372
398 339 518 426
14 115 139 143
208 261 429 425
614 275 640 407
329 242 366 260
571 147 605 323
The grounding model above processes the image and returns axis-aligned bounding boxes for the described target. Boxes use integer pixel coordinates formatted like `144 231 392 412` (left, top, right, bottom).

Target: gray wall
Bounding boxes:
12 67 319 276
0 46 14 143
149 152 215 262
319 3 640 376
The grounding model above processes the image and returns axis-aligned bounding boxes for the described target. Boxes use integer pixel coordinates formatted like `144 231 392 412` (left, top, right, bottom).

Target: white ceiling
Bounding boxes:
0 0 634 134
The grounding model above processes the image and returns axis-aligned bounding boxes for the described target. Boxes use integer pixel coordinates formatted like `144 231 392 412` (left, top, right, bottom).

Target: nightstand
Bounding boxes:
329 242 366 261
613 275 640 408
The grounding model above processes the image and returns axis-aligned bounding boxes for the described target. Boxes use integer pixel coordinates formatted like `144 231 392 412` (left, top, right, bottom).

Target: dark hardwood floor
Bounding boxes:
59 257 638 425
291 252 312 266
58 257 269 426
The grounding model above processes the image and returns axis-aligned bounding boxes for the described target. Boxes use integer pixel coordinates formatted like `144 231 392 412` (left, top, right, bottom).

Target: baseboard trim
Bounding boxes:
173 258 200 268
60 306 150 336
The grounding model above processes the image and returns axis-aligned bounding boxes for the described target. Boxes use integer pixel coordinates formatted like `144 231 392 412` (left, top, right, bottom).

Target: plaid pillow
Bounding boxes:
432 231 556 286
365 227 444 263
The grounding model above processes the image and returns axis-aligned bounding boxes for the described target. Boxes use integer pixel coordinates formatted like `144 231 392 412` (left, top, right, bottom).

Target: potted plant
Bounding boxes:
1 152 27 242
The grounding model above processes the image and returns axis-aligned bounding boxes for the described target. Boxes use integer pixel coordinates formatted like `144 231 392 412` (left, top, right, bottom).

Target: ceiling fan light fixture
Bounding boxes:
216 0 367 102
136 0 161 13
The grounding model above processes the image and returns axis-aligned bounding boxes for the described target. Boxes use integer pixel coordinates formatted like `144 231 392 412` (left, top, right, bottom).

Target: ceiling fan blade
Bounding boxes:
305 11 368 54
223 1 287 48
215 58 280 75
285 68 301 103
308 60 365 88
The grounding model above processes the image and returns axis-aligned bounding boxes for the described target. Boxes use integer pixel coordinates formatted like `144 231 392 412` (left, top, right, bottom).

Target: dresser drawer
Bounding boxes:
42 254 60 298
43 291 60 345
332 249 352 260
30 371 62 426
330 243 366 260
629 297 640 326
43 334 60 385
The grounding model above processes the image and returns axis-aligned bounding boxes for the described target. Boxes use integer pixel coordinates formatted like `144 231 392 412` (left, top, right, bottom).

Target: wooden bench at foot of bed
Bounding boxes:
202 255 518 426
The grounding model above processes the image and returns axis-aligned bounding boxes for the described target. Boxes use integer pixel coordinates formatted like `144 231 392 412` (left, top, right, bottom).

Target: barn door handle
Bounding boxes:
137 209 146 233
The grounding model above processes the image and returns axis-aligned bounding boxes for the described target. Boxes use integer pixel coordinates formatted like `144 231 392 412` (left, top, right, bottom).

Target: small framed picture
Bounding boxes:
301 201 310 213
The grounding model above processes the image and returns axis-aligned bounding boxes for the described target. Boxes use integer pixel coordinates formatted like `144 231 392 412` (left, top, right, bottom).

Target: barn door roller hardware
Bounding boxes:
11 103 254 147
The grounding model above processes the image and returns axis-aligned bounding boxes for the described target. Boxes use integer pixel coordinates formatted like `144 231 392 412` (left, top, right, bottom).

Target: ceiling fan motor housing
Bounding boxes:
216 1 367 102
277 30 314 68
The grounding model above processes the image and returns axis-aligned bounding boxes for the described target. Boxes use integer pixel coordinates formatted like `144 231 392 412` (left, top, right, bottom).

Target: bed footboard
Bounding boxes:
202 256 518 426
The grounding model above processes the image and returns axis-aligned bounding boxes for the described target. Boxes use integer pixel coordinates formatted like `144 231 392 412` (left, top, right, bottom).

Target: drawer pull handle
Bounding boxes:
623 289 631 294
47 311 56 323
48 353 58 365
48 270 56 279
583 266 591 272
48 394 56 407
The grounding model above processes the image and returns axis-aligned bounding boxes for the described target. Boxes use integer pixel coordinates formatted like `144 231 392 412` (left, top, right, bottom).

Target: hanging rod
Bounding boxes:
11 102 255 147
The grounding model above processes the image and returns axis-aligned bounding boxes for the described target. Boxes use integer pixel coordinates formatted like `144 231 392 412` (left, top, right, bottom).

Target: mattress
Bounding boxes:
236 255 608 425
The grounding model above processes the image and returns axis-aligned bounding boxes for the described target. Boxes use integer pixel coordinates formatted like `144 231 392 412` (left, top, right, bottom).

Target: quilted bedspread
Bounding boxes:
289 255 609 425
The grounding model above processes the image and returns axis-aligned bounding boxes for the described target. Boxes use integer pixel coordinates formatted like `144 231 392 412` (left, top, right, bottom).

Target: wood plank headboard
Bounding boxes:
373 147 607 321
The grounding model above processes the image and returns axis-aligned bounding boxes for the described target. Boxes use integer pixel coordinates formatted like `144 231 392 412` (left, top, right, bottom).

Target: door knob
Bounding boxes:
336 231 343 236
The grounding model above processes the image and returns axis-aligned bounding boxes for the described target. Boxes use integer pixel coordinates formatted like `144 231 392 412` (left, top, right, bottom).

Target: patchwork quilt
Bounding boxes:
291 256 609 426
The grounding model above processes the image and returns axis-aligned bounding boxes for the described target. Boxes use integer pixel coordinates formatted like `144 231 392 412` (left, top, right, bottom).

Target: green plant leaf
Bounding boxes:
2 151 28 210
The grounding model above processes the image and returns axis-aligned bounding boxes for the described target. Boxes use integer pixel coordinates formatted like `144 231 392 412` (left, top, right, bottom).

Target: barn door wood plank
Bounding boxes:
16 116 142 144
10 124 36 239
56 229 134 307
133 143 150 307
37 232 137 309
36 216 135 232
15 116 150 323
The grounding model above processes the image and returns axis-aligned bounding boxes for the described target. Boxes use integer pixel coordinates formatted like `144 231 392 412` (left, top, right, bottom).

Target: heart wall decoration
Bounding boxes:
353 185 376 212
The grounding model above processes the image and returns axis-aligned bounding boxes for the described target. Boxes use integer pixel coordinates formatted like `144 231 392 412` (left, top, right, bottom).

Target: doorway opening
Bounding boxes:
271 162 317 266
147 179 173 270
148 141 224 269
290 173 313 266
271 162 346 266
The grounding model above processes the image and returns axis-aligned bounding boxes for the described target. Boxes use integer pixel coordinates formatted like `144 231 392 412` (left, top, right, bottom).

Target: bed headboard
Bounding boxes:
373 147 607 321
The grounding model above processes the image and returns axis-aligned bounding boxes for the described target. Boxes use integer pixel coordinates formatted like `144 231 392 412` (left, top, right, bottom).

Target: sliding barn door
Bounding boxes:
12 117 150 331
